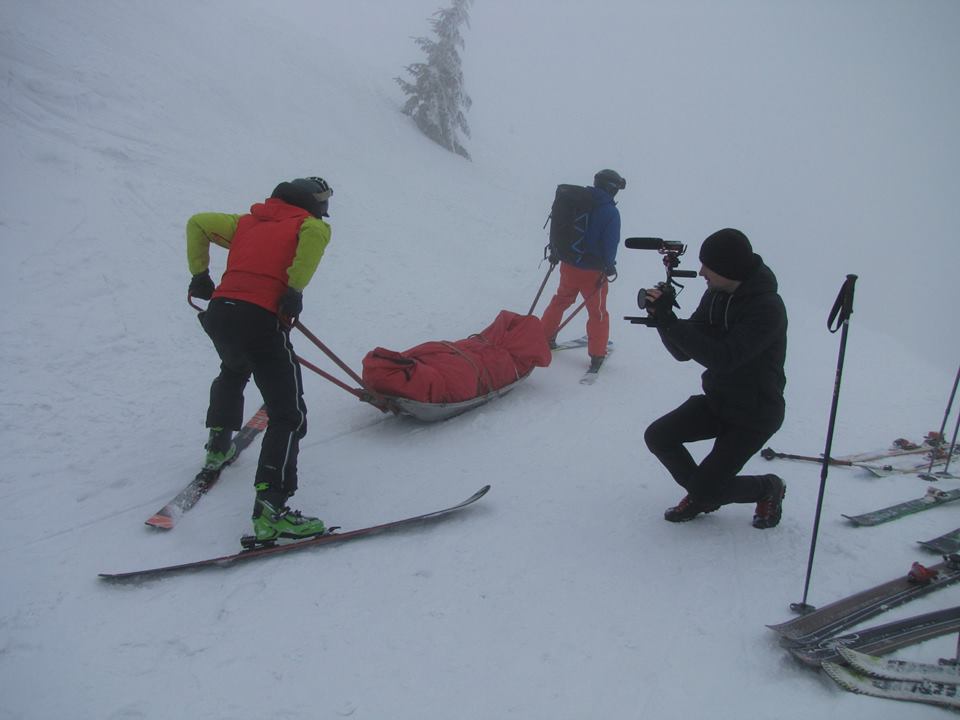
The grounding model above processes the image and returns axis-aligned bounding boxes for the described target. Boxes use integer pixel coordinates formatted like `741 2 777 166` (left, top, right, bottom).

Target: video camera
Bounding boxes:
623 237 698 325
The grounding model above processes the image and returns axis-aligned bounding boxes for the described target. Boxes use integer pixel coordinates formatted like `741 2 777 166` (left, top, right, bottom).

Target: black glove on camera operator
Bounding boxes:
643 284 678 327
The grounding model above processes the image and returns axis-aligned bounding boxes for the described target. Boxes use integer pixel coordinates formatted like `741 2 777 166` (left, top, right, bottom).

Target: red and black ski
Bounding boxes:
145 405 269 529
768 558 960 646
788 605 960 667
102 485 490 582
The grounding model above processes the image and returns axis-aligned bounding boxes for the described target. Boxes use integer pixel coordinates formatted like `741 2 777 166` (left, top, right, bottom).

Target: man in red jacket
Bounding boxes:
185 177 332 543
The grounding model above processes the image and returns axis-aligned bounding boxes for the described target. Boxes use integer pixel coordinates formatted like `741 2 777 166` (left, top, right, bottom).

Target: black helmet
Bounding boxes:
594 169 626 197
271 176 333 217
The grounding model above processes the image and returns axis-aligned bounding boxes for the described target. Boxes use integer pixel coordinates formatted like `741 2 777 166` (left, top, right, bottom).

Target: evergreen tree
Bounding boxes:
396 0 473 159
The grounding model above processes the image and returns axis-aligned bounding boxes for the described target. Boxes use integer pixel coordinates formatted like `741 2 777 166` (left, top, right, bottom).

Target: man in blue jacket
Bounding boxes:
541 169 624 376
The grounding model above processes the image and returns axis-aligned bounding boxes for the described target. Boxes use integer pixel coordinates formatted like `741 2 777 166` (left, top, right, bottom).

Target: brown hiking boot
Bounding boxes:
664 494 721 522
753 474 786 529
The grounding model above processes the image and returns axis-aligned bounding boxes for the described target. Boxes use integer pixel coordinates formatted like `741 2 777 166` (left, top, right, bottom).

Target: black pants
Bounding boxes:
644 395 777 506
200 298 307 499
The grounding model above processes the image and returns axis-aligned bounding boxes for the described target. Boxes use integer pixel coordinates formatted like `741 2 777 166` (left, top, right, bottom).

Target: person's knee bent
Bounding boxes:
267 408 307 439
644 417 669 453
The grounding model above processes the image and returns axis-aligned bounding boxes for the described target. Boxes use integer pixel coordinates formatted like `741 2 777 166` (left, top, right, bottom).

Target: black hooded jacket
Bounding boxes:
657 256 787 431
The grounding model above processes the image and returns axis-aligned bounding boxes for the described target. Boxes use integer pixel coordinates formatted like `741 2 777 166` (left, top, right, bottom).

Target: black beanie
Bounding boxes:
698 228 757 281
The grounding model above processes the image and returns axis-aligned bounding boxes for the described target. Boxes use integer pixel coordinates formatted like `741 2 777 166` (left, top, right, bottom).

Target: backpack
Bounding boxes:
545 184 595 265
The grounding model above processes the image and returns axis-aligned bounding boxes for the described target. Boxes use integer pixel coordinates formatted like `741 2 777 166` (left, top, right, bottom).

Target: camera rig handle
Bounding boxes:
622 237 697 325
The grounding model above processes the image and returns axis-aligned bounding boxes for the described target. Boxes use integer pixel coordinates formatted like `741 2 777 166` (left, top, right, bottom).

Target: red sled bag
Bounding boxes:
362 310 552 404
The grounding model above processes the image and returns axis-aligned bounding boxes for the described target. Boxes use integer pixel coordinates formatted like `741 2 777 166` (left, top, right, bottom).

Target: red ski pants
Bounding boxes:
540 263 609 357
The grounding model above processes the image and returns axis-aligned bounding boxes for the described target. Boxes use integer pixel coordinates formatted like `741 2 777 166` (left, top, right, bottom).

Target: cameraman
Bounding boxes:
642 229 787 529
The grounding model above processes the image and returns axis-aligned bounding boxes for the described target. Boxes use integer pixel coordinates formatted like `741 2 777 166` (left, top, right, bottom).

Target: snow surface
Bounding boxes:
2 1 960 718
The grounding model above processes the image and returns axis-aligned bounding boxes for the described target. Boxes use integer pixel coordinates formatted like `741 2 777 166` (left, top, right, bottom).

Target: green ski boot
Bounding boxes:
251 489 326 543
204 427 237 471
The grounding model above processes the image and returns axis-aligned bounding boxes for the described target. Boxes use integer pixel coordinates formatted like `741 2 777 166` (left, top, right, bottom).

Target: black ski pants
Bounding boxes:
644 394 778 506
200 298 307 500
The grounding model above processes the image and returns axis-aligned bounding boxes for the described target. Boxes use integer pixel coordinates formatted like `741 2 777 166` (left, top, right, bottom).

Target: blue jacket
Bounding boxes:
571 186 621 271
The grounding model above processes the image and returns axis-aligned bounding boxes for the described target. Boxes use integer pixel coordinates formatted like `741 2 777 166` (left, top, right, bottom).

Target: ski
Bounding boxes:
919 528 960 555
858 454 954 478
579 370 600 386
768 558 960 646
788 605 960 667
843 487 960 527
822 660 960 710
552 335 614 352
145 405 269 529
579 347 615 385
101 485 490 582
836 434 943 463
835 645 960 684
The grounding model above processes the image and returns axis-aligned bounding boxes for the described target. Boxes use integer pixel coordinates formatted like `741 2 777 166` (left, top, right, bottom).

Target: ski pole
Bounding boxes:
924 362 960 476
792 274 858 615
760 448 856 466
527 262 556 316
943 399 960 476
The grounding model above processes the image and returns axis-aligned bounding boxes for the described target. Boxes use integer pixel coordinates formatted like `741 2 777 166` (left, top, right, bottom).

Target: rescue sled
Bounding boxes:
360 310 551 421
188 299 551 424
290 309 551 422
384 372 532 422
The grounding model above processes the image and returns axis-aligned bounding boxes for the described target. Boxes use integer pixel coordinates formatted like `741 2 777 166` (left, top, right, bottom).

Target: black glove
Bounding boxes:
189 270 215 300
604 265 617 280
278 287 303 322
647 289 678 327
544 244 558 265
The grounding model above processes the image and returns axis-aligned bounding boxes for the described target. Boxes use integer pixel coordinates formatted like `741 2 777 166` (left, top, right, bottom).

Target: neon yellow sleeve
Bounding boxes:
185 213 241 275
286 217 331 291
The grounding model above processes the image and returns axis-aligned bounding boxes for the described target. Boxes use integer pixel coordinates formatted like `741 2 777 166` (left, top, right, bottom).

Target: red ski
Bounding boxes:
145 405 269 529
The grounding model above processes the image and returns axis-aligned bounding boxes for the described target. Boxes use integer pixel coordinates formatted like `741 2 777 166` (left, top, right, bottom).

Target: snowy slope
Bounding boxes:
1 1 959 718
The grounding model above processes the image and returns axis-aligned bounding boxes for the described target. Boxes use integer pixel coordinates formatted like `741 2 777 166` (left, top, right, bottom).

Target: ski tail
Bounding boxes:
145 405 269 529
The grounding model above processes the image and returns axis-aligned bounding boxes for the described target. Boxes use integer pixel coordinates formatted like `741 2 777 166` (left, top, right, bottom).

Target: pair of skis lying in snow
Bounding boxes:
768 555 960 710
763 437 960 526
761 436 958 479
101 404 490 581
823 646 960 710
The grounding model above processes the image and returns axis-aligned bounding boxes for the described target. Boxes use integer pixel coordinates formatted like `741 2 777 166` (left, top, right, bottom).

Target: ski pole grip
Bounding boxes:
841 274 858 317
827 274 858 332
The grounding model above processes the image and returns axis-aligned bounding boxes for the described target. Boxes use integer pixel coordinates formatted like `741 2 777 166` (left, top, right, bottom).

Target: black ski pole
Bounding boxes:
527 262 556 316
924 362 960 476
791 274 858 614
942 397 960 476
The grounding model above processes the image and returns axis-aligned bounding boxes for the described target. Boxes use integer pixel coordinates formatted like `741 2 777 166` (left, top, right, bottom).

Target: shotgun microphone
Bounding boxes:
624 237 665 250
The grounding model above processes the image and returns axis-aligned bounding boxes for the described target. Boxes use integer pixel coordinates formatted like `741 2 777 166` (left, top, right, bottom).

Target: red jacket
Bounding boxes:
213 200 311 313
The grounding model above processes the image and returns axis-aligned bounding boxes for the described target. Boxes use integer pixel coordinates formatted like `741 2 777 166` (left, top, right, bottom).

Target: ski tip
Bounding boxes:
464 485 491 503
821 662 860 691
145 515 174 530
